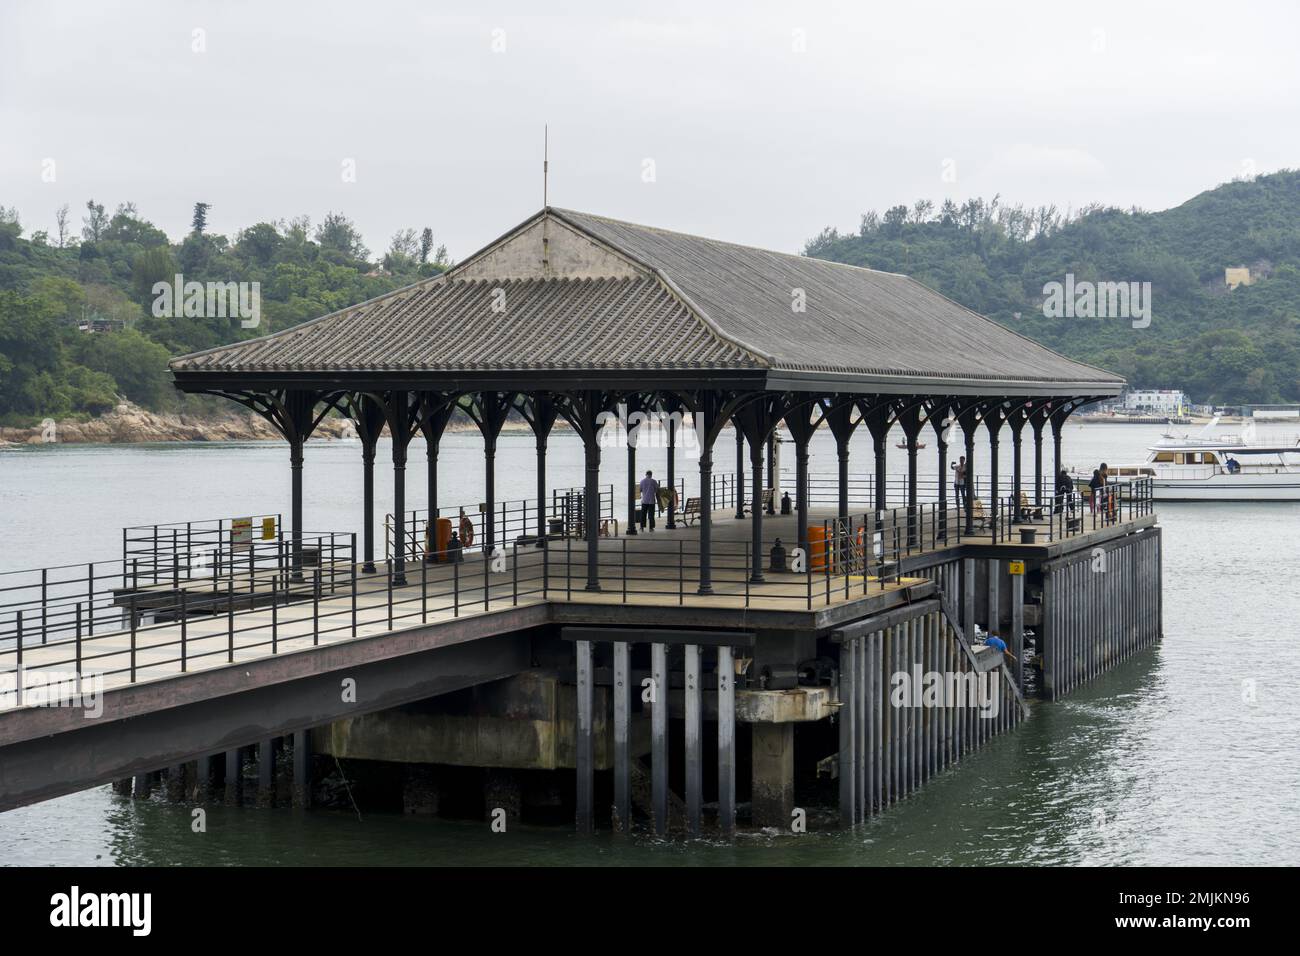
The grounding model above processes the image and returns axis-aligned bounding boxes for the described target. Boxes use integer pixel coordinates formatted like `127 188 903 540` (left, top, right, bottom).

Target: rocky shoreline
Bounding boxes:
0 402 522 446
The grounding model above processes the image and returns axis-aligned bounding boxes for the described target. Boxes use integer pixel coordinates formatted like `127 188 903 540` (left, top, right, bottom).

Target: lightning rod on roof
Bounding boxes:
543 125 549 208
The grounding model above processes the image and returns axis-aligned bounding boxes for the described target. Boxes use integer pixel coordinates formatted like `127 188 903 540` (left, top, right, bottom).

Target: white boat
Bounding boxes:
1108 417 1300 501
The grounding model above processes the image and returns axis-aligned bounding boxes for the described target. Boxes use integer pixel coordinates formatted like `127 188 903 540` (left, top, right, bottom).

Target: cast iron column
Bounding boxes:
666 412 677 529
750 436 765 583
734 424 745 519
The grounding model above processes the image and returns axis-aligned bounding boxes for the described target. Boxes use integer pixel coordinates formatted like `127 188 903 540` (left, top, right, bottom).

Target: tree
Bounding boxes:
419 227 434 264
131 246 179 305
55 204 71 248
236 222 283 266
882 205 908 237
384 228 419 272
82 200 107 242
0 206 20 252
191 202 211 236
315 211 369 261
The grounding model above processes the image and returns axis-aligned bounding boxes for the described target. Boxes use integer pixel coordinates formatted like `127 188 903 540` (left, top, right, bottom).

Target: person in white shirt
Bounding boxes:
638 470 660 531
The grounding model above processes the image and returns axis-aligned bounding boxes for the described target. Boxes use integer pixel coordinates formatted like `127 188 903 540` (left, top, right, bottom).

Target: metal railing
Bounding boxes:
990 476 1155 544
122 514 282 586
383 474 745 562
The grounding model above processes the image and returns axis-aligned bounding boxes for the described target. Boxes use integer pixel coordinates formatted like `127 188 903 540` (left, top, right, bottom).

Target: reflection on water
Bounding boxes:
1 424 1298 865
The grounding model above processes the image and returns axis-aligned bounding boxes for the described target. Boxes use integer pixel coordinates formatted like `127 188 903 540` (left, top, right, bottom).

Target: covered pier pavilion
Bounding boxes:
0 207 1153 831
169 206 1125 592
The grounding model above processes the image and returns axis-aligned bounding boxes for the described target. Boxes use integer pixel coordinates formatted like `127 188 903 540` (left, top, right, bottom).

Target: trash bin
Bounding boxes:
1019 528 1037 544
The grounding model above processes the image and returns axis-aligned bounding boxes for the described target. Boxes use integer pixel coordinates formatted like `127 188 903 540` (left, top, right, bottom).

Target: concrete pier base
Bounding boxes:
484 768 521 825
112 778 132 796
292 730 312 809
402 765 439 815
224 748 241 805
133 772 152 799
191 755 212 802
256 739 275 808
166 765 185 801
751 722 794 828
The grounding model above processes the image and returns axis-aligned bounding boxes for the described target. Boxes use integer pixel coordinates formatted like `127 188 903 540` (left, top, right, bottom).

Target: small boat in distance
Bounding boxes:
896 441 927 450
1108 417 1300 500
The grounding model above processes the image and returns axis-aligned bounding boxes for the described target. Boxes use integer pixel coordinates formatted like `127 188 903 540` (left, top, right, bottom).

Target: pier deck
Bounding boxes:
0 505 1152 712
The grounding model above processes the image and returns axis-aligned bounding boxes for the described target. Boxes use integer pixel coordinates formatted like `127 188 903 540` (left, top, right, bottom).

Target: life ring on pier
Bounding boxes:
459 513 475 547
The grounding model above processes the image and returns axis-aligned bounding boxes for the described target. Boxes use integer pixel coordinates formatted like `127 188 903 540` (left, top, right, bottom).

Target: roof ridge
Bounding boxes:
550 206 908 279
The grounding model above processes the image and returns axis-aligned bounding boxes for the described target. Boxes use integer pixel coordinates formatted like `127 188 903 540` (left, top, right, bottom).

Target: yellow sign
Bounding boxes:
262 517 276 540
1008 560 1025 575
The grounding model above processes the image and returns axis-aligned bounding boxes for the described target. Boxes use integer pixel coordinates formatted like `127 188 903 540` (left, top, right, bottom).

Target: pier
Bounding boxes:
0 207 1162 834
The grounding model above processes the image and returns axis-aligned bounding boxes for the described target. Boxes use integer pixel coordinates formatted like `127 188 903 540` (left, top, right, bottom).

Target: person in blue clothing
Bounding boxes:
985 634 1015 661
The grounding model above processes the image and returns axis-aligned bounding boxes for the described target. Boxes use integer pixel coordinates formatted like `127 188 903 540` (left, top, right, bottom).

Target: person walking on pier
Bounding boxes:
639 470 660 531
1088 469 1104 515
952 456 968 510
1055 467 1074 515
1099 462 1116 523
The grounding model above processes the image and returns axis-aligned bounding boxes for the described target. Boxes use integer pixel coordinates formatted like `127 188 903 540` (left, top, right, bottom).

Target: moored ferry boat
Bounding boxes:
1108 419 1300 501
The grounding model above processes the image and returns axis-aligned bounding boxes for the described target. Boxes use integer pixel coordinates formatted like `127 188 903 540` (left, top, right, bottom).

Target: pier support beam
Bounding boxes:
751 723 794 829
962 558 976 635
132 772 152 799
224 748 241 805
684 643 702 836
257 738 274 807
651 642 669 836
717 645 736 835
612 640 631 831
191 755 211 802
575 639 593 833
1011 566 1025 690
166 764 185 801
292 729 312 809
839 638 857 826
987 558 1000 635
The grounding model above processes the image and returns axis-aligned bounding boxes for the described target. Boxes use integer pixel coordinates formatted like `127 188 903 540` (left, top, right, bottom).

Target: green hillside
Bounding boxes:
0 202 447 424
803 170 1300 404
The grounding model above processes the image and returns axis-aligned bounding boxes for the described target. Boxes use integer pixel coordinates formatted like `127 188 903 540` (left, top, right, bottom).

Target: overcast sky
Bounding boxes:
3 0 1298 260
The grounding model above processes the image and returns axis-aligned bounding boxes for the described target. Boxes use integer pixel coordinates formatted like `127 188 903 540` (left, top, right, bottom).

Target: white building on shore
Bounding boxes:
1123 389 1187 414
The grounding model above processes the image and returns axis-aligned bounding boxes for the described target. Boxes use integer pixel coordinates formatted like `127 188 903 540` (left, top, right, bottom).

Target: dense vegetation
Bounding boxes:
2 172 1297 424
804 170 1300 405
0 200 447 423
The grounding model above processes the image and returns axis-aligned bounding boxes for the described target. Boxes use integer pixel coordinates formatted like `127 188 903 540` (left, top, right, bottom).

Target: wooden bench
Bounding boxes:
741 488 775 515
680 496 703 525
969 498 992 531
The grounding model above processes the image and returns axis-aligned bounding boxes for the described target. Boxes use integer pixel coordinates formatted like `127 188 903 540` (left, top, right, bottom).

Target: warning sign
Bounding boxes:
231 517 253 552
1008 560 1025 575
262 516 276 540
